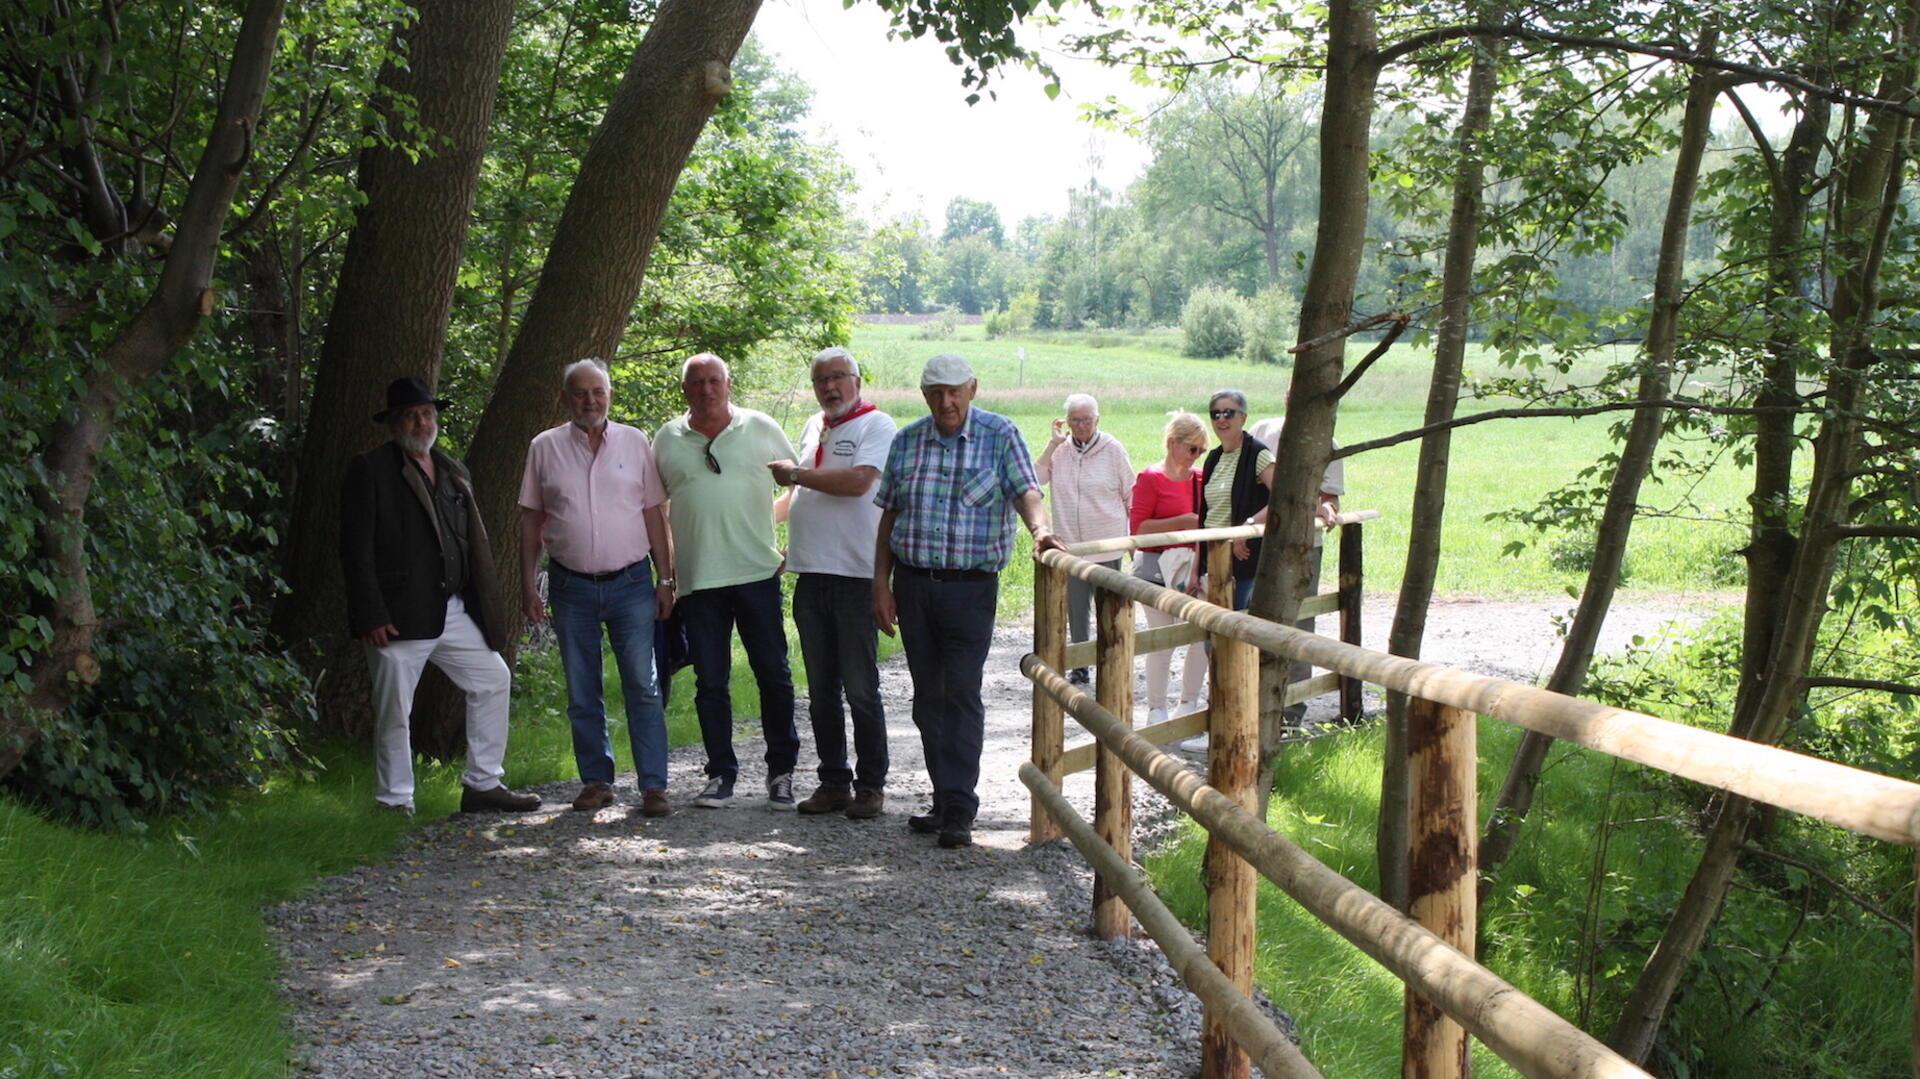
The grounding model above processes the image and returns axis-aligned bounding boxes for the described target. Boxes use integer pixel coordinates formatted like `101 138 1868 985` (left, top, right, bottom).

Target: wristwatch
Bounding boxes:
657 576 676 590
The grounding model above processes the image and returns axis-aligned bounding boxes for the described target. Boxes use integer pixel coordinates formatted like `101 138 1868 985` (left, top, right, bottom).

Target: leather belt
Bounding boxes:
895 562 997 583
550 559 641 583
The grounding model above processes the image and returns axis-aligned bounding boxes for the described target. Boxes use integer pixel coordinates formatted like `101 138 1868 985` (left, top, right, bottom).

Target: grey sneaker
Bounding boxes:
693 775 734 809
767 772 796 811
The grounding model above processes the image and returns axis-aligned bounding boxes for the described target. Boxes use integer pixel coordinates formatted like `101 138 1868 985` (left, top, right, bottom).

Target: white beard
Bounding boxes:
396 430 437 456
823 398 858 420
572 415 608 431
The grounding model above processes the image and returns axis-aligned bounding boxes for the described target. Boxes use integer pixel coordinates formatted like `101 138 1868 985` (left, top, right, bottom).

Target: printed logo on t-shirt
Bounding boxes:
830 437 857 458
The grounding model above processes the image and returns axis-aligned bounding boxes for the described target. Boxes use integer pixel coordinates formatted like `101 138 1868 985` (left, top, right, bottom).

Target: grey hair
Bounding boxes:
1063 392 1099 417
681 352 730 380
562 358 610 390
811 347 859 377
1209 388 1249 414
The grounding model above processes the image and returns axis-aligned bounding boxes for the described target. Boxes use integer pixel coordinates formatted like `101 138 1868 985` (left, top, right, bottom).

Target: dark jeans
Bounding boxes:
894 568 998 818
549 558 668 790
679 573 800 782
794 573 888 790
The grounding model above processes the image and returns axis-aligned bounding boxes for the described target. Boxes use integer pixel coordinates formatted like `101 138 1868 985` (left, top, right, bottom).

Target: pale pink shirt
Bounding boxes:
517 420 664 574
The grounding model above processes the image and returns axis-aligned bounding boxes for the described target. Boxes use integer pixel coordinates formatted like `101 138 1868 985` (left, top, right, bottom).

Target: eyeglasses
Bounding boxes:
703 433 724 474
1209 408 1241 420
1184 443 1206 455
811 371 852 387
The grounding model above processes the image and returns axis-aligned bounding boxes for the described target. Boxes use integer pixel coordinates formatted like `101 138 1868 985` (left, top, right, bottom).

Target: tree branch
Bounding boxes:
1333 399 1810 459
1289 310 1402 355
1372 23 1920 119
1832 524 1920 540
1803 676 1920 695
1740 843 1908 932
1328 314 1410 401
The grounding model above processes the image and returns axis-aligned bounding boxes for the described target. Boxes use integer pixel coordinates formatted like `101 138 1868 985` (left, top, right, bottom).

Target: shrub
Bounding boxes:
915 310 957 340
1181 287 1246 358
985 290 1038 339
1241 286 1298 365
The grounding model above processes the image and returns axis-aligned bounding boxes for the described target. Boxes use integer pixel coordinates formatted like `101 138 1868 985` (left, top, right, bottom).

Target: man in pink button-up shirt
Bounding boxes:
518 359 678 817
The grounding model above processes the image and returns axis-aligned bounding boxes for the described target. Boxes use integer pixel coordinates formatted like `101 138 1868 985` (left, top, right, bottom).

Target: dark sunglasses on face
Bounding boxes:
1210 408 1241 420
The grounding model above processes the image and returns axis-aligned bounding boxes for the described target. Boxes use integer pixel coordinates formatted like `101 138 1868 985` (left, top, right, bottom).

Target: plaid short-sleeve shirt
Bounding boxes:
874 407 1039 572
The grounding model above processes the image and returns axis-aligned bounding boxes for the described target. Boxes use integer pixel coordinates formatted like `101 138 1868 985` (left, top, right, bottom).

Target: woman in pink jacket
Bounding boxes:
1036 393 1135 684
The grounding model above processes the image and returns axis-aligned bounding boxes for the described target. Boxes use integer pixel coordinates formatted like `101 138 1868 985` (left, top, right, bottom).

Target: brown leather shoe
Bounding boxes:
640 789 672 818
797 784 853 815
571 782 614 811
845 788 884 820
460 784 541 813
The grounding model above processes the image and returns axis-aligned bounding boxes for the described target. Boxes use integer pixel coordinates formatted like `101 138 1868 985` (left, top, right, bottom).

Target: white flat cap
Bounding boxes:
921 353 975 387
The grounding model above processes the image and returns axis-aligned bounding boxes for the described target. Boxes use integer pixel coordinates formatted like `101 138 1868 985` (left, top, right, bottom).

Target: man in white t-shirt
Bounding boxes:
772 348 899 820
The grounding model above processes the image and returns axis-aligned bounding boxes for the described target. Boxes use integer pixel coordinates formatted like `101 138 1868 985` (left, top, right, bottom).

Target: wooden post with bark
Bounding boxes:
1206 541 1259 1079
1092 587 1136 940
1030 558 1068 844
1403 697 1477 1078
1339 521 1365 723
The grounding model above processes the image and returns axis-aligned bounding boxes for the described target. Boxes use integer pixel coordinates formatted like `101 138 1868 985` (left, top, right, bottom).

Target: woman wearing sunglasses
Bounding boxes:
1128 411 1210 724
1198 389 1275 611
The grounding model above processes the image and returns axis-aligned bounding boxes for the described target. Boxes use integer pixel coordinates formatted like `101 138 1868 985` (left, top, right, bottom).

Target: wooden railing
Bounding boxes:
1022 527 1920 1079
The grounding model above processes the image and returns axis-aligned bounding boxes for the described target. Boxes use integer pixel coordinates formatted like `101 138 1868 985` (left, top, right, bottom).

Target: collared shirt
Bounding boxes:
1035 429 1134 547
874 407 1039 572
655 407 797 593
788 407 897 578
518 420 664 575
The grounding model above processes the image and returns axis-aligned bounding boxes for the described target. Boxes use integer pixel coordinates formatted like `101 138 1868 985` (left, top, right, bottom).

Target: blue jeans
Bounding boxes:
794 573 888 790
679 573 800 782
894 568 998 818
549 558 669 791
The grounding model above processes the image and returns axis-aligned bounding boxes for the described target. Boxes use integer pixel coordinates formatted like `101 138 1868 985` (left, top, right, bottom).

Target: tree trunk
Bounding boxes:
275 0 517 744
1608 13 1918 1059
1378 32 1500 912
1478 45 1719 886
409 0 762 746
1248 0 1379 812
1735 88 1832 735
0 0 288 784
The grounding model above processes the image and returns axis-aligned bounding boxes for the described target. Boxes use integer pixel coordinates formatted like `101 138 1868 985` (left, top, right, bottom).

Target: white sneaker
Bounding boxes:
1146 708 1170 726
1173 699 1207 717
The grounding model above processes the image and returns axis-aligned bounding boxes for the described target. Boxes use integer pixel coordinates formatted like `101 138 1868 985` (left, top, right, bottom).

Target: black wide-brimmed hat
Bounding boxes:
372 377 451 422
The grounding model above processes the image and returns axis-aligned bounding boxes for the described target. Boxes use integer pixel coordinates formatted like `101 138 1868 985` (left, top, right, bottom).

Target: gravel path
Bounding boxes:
270 594 1721 1077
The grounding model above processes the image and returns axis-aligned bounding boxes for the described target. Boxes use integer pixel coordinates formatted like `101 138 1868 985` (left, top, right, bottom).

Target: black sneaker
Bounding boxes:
693 775 735 809
937 804 974 849
766 772 797 811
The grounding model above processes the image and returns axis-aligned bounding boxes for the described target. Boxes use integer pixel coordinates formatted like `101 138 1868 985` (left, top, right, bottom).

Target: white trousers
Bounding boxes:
1141 601 1206 712
362 594 511 807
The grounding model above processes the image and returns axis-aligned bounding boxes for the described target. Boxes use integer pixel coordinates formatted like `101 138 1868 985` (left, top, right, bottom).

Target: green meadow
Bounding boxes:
745 321 1756 602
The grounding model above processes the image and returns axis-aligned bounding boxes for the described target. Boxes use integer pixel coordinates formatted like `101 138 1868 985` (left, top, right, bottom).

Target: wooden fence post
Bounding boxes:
1403 695 1476 1079
1030 557 1068 844
1339 521 1364 723
1205 540 1257 1079
1092 586 1137 939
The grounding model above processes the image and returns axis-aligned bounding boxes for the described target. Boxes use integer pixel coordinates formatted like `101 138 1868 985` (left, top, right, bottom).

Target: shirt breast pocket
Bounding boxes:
959 467 1000 508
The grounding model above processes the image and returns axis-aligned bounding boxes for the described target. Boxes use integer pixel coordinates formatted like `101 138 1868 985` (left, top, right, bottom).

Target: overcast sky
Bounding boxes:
752 0 1158 228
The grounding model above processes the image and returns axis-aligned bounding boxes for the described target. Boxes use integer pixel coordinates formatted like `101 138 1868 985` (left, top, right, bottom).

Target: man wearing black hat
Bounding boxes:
339 377 541 816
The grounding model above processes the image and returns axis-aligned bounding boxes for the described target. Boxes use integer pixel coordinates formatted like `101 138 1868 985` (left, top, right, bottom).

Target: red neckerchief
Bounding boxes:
814 400 878 465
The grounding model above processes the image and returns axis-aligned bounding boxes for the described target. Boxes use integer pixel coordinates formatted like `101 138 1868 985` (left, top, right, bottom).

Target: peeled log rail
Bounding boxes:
1019 763 1326 1079
1034 549 1920 847
1021 658 1649 1079
1063 511 1381 558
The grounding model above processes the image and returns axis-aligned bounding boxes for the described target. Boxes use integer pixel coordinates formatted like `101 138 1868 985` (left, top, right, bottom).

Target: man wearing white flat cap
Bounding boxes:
871 353 1063 849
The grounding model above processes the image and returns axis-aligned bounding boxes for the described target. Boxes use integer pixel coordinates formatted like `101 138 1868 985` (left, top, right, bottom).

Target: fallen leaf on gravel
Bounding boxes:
444 958 462 968
378 994 409 1005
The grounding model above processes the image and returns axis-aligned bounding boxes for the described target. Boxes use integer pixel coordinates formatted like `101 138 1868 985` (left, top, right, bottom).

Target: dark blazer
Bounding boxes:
339 442 506 651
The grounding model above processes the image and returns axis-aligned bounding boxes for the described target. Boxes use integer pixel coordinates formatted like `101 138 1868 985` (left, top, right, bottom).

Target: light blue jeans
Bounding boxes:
549 558 668 791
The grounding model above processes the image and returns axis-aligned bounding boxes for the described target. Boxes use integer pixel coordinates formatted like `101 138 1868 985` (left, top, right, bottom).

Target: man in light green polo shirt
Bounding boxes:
655 353 803 810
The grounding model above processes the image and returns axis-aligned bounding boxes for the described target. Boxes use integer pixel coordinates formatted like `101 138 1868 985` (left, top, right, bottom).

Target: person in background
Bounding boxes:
771 347 897 820
872 354 1064 849
1246 415 1344 724
1196 389 1275 612
1035 393 1133 685
1129 411 1210 725
340 377 541 817
654 353 803 811
518 358 676 818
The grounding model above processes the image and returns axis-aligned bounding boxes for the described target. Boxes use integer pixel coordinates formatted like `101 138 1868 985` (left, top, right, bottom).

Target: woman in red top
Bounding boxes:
1129 412 1210 722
